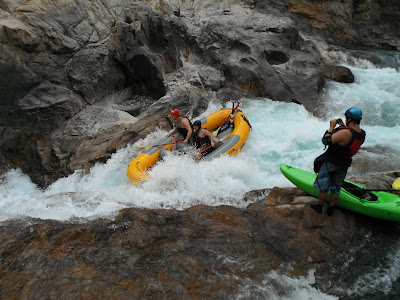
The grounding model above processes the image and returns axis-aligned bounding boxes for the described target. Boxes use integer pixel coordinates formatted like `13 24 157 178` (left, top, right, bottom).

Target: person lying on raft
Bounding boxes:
193 120 215 162
166 108 193 150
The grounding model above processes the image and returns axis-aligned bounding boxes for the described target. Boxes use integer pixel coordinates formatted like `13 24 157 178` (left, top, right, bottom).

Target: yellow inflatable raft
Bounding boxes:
126 109 251 185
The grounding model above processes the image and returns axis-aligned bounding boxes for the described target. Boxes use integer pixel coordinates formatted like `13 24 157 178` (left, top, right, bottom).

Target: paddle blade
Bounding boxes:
135 145 150 149
212 128 220 136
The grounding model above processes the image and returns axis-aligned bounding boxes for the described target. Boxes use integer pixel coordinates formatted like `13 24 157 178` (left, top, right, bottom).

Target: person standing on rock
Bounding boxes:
166 108 193 150
192 120 215 161
311 107 366 216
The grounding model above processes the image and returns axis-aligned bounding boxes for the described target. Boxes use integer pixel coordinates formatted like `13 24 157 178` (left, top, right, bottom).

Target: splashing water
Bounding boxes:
0 100 323 222
337 243 400 298
1 61 400 222
320 66 400 128
235 268 338 300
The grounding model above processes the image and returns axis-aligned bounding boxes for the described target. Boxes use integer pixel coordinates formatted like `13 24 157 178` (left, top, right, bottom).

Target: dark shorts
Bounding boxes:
313 162 347 194
199 142 213 156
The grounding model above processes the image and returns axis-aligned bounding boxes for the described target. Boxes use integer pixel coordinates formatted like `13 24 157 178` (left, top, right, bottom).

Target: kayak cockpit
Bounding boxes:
342 181 378 202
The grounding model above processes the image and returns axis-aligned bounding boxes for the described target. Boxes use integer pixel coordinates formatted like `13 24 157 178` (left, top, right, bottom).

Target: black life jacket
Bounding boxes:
325 126 366 168
194 128 211 149
176 117 193 137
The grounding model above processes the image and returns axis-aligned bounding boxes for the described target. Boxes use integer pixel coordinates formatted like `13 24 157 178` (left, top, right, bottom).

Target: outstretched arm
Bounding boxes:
166 128 177 137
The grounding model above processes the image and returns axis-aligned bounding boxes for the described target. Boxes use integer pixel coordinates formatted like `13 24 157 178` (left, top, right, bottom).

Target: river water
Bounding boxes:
1 51 400 298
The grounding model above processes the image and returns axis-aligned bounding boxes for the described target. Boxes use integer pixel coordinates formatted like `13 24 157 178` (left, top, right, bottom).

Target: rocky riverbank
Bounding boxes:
0 172 399 299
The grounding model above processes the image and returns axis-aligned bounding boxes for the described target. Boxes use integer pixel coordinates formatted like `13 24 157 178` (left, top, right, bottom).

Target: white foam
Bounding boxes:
321 66 400 128
235 268 338 299
333 242 400 297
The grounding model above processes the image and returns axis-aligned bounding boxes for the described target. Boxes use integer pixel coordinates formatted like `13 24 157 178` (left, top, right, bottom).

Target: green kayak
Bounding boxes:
280 164 400 221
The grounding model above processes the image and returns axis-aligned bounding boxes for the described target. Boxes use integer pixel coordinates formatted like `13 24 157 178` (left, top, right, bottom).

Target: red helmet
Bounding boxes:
171 108 180 118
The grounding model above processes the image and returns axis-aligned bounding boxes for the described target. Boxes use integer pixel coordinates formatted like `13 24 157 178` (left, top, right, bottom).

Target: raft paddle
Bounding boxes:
213 98 243 137
136 141 184 150
344 188 400 193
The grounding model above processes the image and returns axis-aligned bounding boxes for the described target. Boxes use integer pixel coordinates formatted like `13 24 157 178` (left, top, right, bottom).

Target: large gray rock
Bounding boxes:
171 1 324 109
0 0 398 186
322 65 355 83
30 89 139 186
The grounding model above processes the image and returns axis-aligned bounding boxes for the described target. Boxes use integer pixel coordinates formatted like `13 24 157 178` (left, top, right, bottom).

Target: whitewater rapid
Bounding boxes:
1 52 400 299
1 57 400 224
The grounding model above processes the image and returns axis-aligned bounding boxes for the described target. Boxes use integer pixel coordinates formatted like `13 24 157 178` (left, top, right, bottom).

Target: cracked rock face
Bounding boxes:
0 0 399 186
285 0 400 50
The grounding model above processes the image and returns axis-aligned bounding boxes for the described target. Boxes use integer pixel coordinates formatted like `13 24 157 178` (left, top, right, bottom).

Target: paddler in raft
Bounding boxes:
166 108 194 150
193 120 215 162
311 107 366 216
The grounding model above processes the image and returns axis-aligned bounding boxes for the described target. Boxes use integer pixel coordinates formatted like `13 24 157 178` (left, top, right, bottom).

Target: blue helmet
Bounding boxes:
345 107 362 120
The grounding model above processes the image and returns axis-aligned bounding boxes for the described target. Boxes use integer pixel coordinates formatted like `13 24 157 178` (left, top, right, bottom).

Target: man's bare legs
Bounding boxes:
310 192 338 216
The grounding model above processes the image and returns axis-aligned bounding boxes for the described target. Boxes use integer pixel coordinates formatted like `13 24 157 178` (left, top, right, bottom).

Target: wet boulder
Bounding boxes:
322 65 355 83
1 179 400 298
